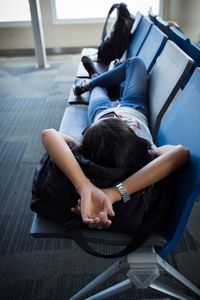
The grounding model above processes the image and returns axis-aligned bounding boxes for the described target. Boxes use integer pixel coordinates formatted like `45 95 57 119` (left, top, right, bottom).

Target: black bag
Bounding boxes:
31 152 176 258
97 2 134 64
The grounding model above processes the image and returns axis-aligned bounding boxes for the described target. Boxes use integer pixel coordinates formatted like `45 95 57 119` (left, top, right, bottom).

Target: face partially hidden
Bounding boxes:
82 114 129 137
80 113 153 169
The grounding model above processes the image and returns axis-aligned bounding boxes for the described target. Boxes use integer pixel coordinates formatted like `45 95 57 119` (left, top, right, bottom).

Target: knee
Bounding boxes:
126 57 145 69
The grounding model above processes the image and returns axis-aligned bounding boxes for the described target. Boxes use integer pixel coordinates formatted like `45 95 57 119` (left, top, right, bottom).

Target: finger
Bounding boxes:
98 212 112 229
95 212 109 229
99 212 109 224
71 199 81 213
89 222 109 230
77 205 81 212
71 207 80 215
94 217 101 224
82 214 95 224
107 206 115 217
104 220 112 229
76 199 81 209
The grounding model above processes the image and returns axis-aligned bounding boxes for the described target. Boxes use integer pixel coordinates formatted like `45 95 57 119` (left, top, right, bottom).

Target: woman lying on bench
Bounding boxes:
41 57 189 230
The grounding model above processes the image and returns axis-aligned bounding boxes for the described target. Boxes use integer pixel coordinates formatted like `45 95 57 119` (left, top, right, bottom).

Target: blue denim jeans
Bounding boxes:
87 57 148 123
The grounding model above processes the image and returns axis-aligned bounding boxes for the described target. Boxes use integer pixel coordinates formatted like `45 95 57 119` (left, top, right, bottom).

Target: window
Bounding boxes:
53 0 160 23
0 0 31 25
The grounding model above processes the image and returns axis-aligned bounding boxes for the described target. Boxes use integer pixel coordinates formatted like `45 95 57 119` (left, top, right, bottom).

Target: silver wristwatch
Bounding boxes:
115 183 131 203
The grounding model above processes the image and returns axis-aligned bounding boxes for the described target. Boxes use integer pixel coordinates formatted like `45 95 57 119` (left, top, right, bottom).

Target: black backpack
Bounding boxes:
31 152 176 258
97 2 134 64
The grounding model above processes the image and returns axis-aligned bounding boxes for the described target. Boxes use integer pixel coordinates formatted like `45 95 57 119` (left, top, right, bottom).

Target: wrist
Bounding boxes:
105 187 122 204
75 177 91 193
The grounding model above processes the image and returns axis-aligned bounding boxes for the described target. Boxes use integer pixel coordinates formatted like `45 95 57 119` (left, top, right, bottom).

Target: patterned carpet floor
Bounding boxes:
0 54 199 300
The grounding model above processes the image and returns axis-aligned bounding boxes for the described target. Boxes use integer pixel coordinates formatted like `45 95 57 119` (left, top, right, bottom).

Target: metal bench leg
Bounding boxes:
156 255 200 297
150 281 194 300
126 247 200 300
86 279 133 300
84 247 199 300
70 246 200 300
69 259 127 300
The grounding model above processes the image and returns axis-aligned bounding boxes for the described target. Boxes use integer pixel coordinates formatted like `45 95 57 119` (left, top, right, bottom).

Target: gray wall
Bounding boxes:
163 0 200 42
0 0 199 52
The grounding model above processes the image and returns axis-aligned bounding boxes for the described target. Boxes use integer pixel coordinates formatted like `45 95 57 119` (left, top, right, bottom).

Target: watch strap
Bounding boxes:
115 182 131 203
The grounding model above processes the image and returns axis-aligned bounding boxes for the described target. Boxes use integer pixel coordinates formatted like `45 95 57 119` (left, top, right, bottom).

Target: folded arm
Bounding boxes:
41 128 189 228
41 129 115 228
105 144 190 203
42 129 86 189
73 144 189 224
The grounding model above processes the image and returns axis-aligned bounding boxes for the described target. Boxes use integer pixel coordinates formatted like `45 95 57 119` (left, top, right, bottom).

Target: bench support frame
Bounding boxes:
69 246 200 300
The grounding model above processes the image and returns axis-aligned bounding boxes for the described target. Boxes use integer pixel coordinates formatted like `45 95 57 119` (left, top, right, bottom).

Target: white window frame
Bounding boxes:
51 0 108 25
0 0 31 27
0 21 31 28
51 0 162 25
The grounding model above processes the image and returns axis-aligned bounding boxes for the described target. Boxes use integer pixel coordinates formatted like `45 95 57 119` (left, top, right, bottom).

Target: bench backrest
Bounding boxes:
169 26 191 55
127 16 152 58
156 67 200 257
155 15 170 37
148 40 193 139
130 11 143 34
137 25 167 72
148 11 157 25
189 42 200 67
168 27 200 67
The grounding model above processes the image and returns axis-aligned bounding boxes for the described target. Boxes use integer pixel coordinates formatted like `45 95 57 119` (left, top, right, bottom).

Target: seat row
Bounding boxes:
150 12 200 68
31 11 200 300
69 11 195 139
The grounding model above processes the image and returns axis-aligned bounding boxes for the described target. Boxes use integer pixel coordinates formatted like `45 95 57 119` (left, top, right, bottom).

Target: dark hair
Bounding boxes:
74 117 155 173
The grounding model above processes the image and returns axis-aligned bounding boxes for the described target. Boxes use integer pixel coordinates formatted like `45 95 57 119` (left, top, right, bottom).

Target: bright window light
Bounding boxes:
54 0 160 20
0 0 31 22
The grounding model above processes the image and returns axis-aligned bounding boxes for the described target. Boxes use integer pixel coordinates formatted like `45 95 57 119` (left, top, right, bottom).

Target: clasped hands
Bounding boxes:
71 179 118 230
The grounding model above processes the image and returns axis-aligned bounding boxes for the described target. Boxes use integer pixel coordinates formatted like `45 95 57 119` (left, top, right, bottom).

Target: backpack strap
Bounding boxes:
101 3 119 42
64 219 144 258
64 175 175 258
64 211 161 259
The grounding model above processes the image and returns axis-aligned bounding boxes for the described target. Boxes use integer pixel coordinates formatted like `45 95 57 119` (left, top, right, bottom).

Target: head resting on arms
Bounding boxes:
74 117 155 173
